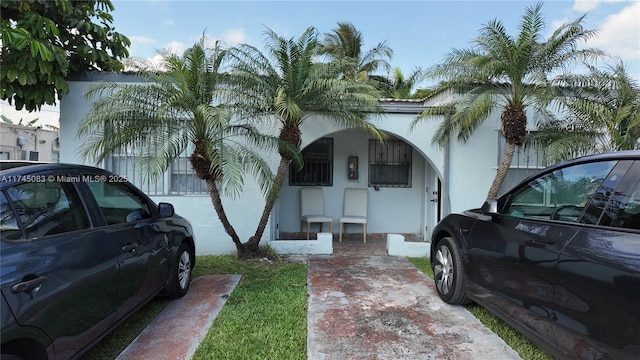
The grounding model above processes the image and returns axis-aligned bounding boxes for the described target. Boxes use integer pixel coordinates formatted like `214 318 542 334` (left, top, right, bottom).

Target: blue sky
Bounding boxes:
2 0 639 125
111 0 639 79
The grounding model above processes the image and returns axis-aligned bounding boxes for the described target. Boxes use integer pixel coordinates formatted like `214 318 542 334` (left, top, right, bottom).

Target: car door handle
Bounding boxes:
122 243 138 253
11 276 47 294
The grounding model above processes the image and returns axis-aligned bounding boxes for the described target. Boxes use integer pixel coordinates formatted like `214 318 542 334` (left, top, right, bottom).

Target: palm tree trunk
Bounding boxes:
205 178 243 250
250 157 290 249
487 142 516 199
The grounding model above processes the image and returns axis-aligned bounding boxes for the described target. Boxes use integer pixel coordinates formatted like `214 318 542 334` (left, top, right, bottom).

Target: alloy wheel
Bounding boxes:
434 245 454 295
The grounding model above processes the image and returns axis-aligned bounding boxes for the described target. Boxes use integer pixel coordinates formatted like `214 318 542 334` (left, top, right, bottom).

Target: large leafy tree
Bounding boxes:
78 41 284 258
317 22 393 83
410 1 601 198
1 0 130 111
536 61 640 162
225 26 385 252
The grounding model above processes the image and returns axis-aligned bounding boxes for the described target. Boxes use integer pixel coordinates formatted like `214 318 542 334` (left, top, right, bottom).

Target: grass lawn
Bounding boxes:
82 255 551 360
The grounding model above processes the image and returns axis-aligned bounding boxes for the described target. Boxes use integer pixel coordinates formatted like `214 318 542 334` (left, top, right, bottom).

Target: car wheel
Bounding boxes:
432 237 470 304
167 243 192 298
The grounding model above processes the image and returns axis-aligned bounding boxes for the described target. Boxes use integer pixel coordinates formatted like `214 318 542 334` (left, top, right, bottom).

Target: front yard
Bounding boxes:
81 255 550 360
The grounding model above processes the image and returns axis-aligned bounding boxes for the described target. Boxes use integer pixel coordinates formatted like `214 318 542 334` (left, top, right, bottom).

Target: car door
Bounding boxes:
0 175 120 359
552 160 640 360
82 176 171 319
465 159 619 349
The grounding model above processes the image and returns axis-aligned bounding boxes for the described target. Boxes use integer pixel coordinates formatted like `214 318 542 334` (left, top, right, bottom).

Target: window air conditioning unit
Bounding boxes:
22 150 39 161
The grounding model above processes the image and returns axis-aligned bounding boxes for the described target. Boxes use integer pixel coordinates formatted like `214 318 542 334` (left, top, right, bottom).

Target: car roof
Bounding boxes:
545 150 640 170
0 161 108 176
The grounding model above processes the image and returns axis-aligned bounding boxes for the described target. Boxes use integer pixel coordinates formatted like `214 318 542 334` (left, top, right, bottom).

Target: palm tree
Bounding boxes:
225 26 385 251
317 22 393 83
410 1 602 198
78 40 285 258
536 61 640 162
387 67 425 99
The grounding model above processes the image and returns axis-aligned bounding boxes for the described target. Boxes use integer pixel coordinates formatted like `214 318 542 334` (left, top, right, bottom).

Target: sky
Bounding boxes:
2 0 639 126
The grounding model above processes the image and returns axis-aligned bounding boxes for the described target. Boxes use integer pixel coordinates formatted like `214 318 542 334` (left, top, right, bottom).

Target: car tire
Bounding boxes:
432 237 470 305
167 243 192 298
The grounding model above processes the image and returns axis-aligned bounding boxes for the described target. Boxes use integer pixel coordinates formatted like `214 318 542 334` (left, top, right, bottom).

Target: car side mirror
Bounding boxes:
481 198 499 215
158 202 175 218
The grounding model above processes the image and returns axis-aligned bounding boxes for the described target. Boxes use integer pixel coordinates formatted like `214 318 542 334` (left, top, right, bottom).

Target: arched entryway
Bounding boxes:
273 128 442 245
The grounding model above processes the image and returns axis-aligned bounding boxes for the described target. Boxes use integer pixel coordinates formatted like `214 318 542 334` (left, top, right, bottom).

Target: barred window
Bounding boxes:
105 147 207 196
289 138 333 186
498 132 547 194
368 139 412 188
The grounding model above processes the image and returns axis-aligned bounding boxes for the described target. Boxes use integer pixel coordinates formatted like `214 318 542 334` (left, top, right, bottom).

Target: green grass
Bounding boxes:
191 256 307 360
407 257 553 360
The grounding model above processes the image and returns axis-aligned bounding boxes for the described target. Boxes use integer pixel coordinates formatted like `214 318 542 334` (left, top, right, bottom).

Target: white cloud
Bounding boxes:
223 28 246 46
588 2 640 61
161 41 186 56
129 35 156 46
572 0 626 12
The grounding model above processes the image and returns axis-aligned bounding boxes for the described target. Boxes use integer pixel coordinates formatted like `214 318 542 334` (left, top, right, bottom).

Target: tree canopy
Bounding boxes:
1 0 130 111
411 1 602 198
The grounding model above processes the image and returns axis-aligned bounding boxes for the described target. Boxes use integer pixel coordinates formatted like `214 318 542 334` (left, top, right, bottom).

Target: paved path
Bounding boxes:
116 275 241 360
307 255 522 360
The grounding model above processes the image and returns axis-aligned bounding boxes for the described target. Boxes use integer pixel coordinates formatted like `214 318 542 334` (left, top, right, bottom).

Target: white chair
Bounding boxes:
300 187 333 240
339 188 368 243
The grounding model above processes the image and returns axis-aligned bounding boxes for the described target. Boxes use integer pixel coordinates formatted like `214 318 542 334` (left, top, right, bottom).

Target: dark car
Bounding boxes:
0 162 196 360
430 151 640 360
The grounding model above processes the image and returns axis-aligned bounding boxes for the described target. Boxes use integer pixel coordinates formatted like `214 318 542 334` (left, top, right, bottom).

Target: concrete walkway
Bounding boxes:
115 274 241 360
307 253 522 360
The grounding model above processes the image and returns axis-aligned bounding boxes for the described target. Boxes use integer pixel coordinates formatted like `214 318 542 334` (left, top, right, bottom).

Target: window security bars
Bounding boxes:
289 138 333 186
368 139 412 188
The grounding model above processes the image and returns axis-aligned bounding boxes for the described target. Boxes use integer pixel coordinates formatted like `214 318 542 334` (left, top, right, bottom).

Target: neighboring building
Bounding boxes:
0 122 60 162
60 73 545 255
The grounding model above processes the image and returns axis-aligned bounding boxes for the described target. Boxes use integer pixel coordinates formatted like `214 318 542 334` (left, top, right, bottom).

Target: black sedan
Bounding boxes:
1 162 196 360
430 151 639 360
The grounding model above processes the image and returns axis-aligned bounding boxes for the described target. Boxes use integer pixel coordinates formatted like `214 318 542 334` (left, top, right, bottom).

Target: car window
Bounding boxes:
86 179 151 225
0 191 22 240
5 181 90 239
504 160 617 222
597 161 640 230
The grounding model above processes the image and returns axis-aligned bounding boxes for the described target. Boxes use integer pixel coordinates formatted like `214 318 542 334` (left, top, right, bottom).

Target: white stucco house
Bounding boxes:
59 73 545 255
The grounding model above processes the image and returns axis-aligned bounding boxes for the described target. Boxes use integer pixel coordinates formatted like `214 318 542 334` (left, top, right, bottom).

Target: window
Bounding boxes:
0 152 9 160
86 181 151 225
171 156 208 194
498 133 547 194
504 160 617 222
105 146 207 196
368 139 412 187
596 161 640 230
5 180 90 238
289 138 333 186
0 192 21 240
